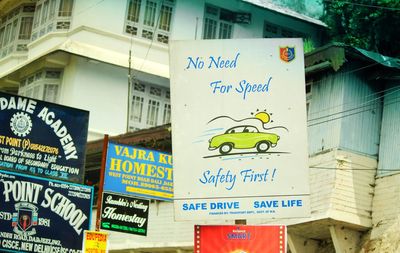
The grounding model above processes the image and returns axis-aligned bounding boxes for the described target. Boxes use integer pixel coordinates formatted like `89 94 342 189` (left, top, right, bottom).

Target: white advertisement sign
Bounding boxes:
169 39 310 220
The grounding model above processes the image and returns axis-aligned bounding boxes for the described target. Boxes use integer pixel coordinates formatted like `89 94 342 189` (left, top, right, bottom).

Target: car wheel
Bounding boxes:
256 141 271 153
219 143 233 155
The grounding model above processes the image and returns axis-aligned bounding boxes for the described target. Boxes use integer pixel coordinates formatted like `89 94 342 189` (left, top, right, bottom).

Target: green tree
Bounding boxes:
322 0 400 57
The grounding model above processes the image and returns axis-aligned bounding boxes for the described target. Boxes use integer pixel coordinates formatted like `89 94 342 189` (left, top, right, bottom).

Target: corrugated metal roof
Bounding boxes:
305 43 400 73
243 0 327 27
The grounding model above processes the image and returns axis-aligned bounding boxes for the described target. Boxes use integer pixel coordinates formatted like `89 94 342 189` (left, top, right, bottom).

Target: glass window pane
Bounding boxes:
146 99 160 126
127 0 141 22
203 18 217 39
163 103 171 124
43 84 58 103
10 20 18 42
49 0 56 19
26 88 33 98
33 5 42 28
59 0 73 17
159 5 172 31
144 0 156 27
219 22 232 39
19 17 33 40
41 0 49 24
131 96 144 122
33 86 40 99
0 28 5 47
4 23 12 44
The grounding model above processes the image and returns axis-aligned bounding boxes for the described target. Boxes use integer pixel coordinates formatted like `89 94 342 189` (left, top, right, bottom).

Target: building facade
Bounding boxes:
7 1 400 253
0 0 326 140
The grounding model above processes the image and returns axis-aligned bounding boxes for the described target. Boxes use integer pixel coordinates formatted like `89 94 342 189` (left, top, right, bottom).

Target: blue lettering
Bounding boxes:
186 57 204 69
210 80 232 94
254 200 279 208
198 168 236 190
208 52 240 69
281 199 302 207
210 201 239 210
235 76 272 100
182 203 207 210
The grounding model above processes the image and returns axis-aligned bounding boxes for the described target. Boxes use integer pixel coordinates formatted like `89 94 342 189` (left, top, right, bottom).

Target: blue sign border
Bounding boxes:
103 141 173 201
0 169 93 253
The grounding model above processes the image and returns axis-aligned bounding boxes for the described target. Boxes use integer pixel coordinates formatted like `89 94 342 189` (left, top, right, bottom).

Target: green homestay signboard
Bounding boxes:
100 191 149 236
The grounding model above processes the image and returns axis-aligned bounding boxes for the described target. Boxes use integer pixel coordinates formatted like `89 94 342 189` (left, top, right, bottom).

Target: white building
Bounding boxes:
0 0 326 139
0 0 342 252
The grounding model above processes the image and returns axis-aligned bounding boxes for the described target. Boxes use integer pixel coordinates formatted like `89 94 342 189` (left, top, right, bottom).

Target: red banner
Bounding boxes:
194 225 286 253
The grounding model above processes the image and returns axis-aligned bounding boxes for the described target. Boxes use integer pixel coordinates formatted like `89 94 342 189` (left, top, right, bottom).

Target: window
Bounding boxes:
203 5 233 39
125 0 174 44
131 96 144 122
0 4 35 58
59 0 73 17
163 104 171 124
19 17 33 39
19 69 62 103
41 1 49 25
146 100 160 126
31 0 73 41
129 82 170 131
264 21 307 39
127 0 140 22
43 84 58 103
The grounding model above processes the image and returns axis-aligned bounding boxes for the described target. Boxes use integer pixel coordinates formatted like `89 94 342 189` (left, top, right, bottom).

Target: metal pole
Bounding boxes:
95 134 109 231
127 50 132 132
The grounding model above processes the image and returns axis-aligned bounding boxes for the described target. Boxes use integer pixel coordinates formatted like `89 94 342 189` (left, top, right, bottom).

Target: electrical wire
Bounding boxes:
310 166 399 171
323 0 400 11
307 86 400 123
307 57 398 117
139 0 166 72
307 84 400 117
307 97 400 127
75 0 105 16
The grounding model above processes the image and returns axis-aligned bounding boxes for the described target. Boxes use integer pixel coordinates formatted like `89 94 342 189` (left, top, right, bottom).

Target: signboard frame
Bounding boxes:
103 141 173 201
0 92 89 183
0 169 93 253
194 225 287 253
100 191 149 236
169 39 310 220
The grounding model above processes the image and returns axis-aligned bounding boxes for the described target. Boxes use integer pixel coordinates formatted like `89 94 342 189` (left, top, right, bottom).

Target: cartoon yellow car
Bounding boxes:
208 125 280 155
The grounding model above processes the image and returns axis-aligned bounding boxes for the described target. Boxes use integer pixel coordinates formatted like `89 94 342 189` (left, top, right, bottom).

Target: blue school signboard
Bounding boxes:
103 142 173 201
0 92 89 183
0 169 93 253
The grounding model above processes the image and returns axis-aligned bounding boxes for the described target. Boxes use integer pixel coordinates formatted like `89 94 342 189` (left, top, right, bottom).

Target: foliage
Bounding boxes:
322 0 400 57
304 38 316 53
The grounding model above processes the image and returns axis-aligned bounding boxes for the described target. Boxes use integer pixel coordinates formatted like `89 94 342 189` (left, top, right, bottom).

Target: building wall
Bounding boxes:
308 68 383 158
360 173 400 253
377 82 400 176
61 55 129 140
307 72 344 154
339 70 382 157
71 0 127 33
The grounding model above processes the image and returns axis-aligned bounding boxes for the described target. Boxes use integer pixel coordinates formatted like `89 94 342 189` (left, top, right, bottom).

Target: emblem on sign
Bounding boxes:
12 203 38 236
279 46 295 62
10 112 33 137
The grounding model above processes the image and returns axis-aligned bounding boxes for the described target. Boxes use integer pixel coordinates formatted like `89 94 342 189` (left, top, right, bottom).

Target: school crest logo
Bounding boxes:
10 112 33 137
279 46 295 62
12 203 38 236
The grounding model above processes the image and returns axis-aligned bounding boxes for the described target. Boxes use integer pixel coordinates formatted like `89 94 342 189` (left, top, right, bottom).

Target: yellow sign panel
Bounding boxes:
82 231 108 253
